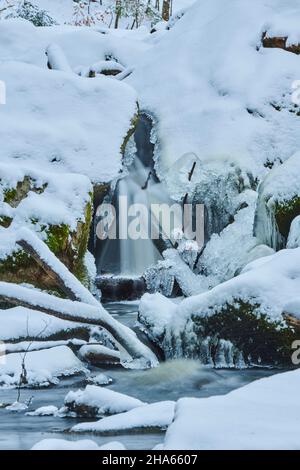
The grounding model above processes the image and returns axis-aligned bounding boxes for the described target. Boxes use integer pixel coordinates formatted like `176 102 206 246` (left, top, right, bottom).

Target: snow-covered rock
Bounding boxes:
0 345 87 388
26 405 59 417
255 152 300 250
287 216 300 249
163 369 300 450
71 401 175 434
78 344 120 365
139 248 300 366
87 373 113 386
0 306 87 343
64 385 145 418
31 438 126 450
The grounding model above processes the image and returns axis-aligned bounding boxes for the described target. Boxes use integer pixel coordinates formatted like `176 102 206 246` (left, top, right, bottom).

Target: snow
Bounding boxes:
87 373 113 386
15 227 99 307
287 216 300 249
139 247 300 362
163 369 300 450
0 306 85 342
0 281 159 369
78 344 120 364
0 29 138 183
26 405 59 416
72 400 175 434
65 385 145 417
0 345 87 388
128 0 300 184
31 438 126 450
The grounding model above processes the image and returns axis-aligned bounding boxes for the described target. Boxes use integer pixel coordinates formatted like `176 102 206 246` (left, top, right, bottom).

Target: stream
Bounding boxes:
0 301 282 450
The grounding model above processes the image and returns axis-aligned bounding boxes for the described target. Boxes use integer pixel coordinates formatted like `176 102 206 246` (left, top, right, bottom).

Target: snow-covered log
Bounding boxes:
0 282 158 368
46 43 73 73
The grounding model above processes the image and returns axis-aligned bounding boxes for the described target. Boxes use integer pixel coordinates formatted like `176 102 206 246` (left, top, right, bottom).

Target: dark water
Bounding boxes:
0 302 281 450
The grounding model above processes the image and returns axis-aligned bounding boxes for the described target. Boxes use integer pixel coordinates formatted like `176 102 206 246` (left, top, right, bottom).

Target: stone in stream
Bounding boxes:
96 275 147 301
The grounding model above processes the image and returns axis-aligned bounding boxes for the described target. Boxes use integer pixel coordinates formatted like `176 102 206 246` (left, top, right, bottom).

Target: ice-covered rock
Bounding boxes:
287 216 300 249
139 248 300 366
254 152 300 250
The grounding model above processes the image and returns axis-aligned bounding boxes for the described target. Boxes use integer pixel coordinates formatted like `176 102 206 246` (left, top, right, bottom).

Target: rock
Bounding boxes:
262 33 300 55
0 165 93 290
139 248 300 367
78 344 120 366
64 385 145 418
287 215 300 248
254 152 300 250
96 275 147 301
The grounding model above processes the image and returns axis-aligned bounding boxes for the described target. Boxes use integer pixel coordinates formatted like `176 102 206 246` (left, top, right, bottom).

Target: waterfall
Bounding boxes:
96 115 163 277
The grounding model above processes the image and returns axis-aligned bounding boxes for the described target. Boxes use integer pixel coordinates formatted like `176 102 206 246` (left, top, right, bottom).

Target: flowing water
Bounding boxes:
0 301 281 450
97 115 163 276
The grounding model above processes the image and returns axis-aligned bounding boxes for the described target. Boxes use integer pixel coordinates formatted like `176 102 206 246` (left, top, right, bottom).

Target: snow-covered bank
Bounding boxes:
163 369 300 450
129 0 300 183
0 345 87 388
71 401 175 434
31 438 126 450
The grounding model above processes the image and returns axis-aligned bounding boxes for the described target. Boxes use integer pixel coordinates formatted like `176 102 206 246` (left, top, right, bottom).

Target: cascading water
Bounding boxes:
96 114 163 279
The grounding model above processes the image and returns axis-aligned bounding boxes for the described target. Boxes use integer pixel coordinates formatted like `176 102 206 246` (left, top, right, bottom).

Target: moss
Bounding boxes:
0 215 12 228
46 224 70 255
3 188 17 204
187 300 297 366
120 104 140 156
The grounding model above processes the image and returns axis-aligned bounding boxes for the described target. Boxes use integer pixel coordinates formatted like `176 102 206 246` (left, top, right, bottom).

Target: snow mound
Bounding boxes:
0 345 87 388
0 306 85 342
31 438 126 450
163 369 300 450
26 405 59 417
71 400 175 434
65 385 145 417
0 40 137 183
129 0 300 179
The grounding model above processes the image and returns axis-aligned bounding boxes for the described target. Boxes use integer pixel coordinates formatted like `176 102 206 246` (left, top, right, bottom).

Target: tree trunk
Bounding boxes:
0 282 158 367
162 0 170 21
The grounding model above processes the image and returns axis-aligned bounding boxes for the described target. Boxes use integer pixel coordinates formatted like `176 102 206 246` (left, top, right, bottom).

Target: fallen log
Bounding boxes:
0 282 158 368
283 313 300 332
46 43 73 73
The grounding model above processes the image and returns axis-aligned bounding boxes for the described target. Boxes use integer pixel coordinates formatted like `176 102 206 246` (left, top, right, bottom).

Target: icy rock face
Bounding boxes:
254 152 300 250
0 164 93 289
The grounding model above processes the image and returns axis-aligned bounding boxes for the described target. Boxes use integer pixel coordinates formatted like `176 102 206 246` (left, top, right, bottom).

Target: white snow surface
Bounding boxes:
65 384 145 416
0 306 84 341
140 247 300 339
31 438 125 450
0 345 87 387
128 0 300 181
163 369 300 450
0 21 138 183
72 400 175 433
